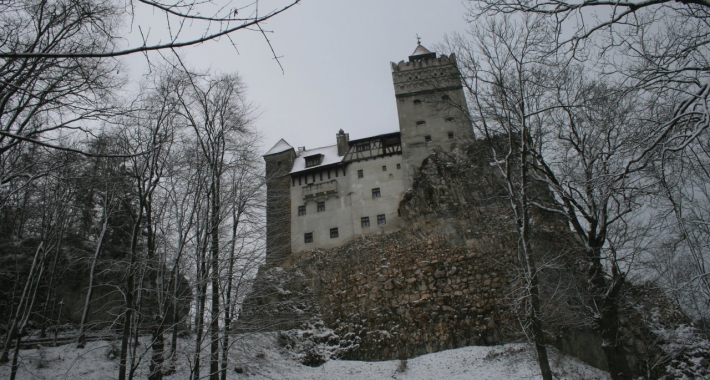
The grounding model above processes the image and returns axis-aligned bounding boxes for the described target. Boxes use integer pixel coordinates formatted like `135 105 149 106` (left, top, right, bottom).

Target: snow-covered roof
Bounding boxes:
411 43 433 56
264 138 293 156
290 144 343 174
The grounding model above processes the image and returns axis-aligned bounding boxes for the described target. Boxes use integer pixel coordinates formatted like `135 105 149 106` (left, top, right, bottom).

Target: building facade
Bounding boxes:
264 43 472 262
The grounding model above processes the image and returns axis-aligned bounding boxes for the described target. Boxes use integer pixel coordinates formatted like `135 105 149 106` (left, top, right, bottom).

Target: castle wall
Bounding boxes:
290 154 405 253
265 148 296 264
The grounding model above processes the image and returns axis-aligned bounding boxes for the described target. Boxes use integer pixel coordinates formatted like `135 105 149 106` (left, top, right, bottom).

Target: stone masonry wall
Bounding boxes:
314 232 515 360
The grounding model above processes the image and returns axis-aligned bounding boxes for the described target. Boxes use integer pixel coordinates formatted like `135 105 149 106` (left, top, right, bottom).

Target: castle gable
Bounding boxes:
264 138 294 156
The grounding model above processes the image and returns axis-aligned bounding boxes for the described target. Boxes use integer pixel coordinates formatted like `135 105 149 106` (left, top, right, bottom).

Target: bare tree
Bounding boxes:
465 0 710 331
446 12 682 379
448 15 557 380
172 65 254 380
113 72 179 379
0 0 300 59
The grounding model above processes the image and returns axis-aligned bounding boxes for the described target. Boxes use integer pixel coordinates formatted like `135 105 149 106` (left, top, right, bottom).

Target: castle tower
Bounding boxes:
391 42 472 183
263 139 296 264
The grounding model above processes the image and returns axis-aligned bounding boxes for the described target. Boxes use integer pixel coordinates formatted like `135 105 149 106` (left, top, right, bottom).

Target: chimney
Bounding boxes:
297 146 306 154
336 129 350 156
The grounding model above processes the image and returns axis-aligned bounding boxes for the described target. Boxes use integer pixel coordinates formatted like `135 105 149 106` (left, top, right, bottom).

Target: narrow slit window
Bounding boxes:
372 188 381 198
361 217 370 228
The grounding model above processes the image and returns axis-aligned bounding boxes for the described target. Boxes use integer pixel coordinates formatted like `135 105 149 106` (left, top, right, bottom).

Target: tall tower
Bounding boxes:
263 139 296 264
391 42 472 183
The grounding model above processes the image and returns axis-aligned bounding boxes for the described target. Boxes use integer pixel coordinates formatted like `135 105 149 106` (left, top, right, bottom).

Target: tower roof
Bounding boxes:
264 138 293 156
409 41 436 62
411 43 433 56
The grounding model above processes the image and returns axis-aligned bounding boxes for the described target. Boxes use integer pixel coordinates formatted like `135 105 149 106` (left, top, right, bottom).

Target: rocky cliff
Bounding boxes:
239 140 710 377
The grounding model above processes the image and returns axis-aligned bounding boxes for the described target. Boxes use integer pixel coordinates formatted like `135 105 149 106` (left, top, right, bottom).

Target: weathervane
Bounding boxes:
416 34 421 45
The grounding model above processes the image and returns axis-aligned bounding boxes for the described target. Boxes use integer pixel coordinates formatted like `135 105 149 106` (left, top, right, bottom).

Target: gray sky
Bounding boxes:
129 0 471 154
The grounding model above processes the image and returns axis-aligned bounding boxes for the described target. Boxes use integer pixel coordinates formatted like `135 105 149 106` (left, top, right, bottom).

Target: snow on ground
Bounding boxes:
0 333 609 379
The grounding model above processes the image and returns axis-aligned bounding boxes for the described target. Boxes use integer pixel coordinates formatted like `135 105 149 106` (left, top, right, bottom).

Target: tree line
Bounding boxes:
447 1 710 379
0 0 293 379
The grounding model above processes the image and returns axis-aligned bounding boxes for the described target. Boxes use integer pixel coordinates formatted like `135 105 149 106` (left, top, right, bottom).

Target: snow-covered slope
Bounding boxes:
0 334 608 379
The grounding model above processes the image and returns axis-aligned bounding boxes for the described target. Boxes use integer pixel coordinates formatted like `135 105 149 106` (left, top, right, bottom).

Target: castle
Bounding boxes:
263 43 473 262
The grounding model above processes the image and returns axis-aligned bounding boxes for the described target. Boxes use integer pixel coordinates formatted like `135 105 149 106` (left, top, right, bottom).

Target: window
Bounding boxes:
317 201 325 212
304 154 322 168
372 188 381 198
356 143 370 152
413 99 422 106
358 169 364 178
445 116 455 122
382 166 387 171
361 217 370 228
377 214 386 226
416 120 426 126
425 135 432 143
442 95 450 101
304 232 313 243
448 132 455 139
397 163 401 169
330 228 339 238
298 205 306 216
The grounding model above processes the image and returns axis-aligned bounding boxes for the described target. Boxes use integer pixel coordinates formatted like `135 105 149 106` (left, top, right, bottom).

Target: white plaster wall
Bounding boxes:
290 155 405 253
346 155 405 238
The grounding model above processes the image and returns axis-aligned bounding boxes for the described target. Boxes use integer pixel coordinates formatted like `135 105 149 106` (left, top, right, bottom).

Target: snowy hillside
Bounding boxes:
0 333 608 380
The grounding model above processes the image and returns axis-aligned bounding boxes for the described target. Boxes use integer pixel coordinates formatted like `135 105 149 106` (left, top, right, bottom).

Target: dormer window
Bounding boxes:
304 154 323 168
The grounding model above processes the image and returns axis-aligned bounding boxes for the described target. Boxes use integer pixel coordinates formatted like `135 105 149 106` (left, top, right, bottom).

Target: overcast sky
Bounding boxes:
128 0 471 155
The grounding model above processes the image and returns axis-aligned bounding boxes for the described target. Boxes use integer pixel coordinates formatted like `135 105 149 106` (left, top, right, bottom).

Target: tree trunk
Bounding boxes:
589 256 631 380
220 211 239 380
209 175 221 380
192 234 209 380
40 235 63 338
1 242 44 363
118 219 140 380
78 213 109 348
518 133 552 380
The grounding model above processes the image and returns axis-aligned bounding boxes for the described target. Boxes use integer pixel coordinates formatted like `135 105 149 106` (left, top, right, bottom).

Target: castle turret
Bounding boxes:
391 42 472 183
264 139 296 264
